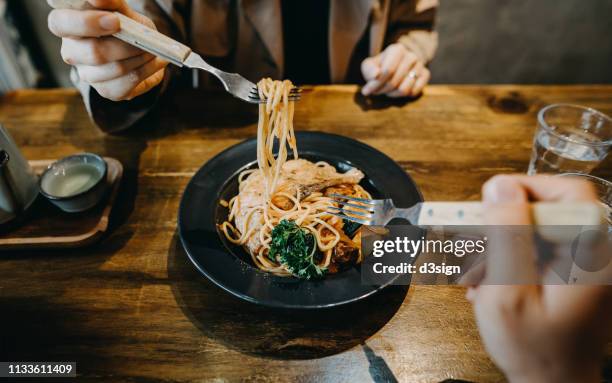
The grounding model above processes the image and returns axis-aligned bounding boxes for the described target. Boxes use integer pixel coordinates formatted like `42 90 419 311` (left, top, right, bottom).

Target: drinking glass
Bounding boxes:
528 104 612 175
559 173 612 226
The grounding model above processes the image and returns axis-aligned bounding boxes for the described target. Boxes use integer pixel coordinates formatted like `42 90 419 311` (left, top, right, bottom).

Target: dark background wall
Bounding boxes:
430 0 612 84
12 0 612 86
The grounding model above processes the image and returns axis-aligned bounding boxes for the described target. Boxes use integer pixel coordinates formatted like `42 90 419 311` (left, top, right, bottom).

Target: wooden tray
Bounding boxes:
0 157 123 250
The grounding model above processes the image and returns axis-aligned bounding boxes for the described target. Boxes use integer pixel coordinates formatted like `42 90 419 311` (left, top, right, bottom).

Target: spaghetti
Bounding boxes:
220 78 371 277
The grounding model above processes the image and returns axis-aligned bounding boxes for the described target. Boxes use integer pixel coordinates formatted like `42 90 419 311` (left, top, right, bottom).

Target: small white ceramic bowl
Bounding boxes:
39 153 109 213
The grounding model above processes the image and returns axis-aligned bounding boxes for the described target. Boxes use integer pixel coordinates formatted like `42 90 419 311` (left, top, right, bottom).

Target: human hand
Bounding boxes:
48 0 167 101
361 43 431 98
467 175 611 383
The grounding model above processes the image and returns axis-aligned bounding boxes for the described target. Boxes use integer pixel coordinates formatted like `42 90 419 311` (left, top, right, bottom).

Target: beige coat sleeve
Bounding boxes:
387 0 439 64
74 0 187 133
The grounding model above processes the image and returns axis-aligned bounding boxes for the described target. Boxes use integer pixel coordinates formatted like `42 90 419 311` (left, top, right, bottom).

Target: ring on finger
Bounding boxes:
408 70 418 80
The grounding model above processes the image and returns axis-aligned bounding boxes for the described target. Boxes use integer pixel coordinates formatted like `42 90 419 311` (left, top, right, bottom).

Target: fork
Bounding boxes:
327 194 604 226
48 0 301 104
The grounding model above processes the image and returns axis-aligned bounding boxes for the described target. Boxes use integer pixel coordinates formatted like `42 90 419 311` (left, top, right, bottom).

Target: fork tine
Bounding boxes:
327 212 373 226
327 205 373 218
248 96 301 104
254 94 302 99
247 85 302 103
249 87 302 95
248 89 302 102
247 91 303 97
329 194 381 206
331 200 376 213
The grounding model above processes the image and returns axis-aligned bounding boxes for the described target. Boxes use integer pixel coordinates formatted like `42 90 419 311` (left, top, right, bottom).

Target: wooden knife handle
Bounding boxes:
417 202 604 226
47 0 192 66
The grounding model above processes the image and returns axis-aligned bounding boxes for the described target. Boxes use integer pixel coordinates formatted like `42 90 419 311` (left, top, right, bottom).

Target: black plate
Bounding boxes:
178 132 423 308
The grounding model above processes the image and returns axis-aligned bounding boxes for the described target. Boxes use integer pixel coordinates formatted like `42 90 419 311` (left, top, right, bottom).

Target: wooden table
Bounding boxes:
0 85 610 382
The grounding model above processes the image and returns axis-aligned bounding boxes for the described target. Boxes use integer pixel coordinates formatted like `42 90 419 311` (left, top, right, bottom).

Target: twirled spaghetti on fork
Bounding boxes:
220 79 370 278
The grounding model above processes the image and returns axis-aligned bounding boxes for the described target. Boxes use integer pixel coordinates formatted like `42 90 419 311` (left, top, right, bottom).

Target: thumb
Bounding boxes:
88 0 156 28
481 175 539 285
361 56 381 81
482 175 530 225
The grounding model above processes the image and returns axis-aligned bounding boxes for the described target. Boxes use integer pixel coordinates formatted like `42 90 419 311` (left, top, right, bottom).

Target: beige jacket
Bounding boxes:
79 0 438 132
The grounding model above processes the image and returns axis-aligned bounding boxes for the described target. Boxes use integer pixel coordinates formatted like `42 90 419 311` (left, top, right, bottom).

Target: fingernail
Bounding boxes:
99 14 119 31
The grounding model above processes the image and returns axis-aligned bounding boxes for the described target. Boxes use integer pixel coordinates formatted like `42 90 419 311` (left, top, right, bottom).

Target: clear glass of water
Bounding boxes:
558 173 612 226
528 104 612 175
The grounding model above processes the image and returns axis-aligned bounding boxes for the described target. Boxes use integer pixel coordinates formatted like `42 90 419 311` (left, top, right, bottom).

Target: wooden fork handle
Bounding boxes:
47 0 192 66
47 0 91 9
417 202 604 226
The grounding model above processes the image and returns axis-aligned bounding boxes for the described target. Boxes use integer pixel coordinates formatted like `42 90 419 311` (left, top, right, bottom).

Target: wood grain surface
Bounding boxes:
0 85 610 383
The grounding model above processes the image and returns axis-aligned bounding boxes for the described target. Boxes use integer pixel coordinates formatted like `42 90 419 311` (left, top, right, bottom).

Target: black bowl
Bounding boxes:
178 132 422 308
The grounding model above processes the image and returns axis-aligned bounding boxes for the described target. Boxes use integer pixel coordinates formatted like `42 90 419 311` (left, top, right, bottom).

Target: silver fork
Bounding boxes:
327 194 604 226
185 54 302 104
48 0 301 104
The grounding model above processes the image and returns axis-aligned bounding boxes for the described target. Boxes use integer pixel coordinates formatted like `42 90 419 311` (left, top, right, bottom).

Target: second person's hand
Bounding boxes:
48 0 168 101
361 43 431 98
467 175 611 383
